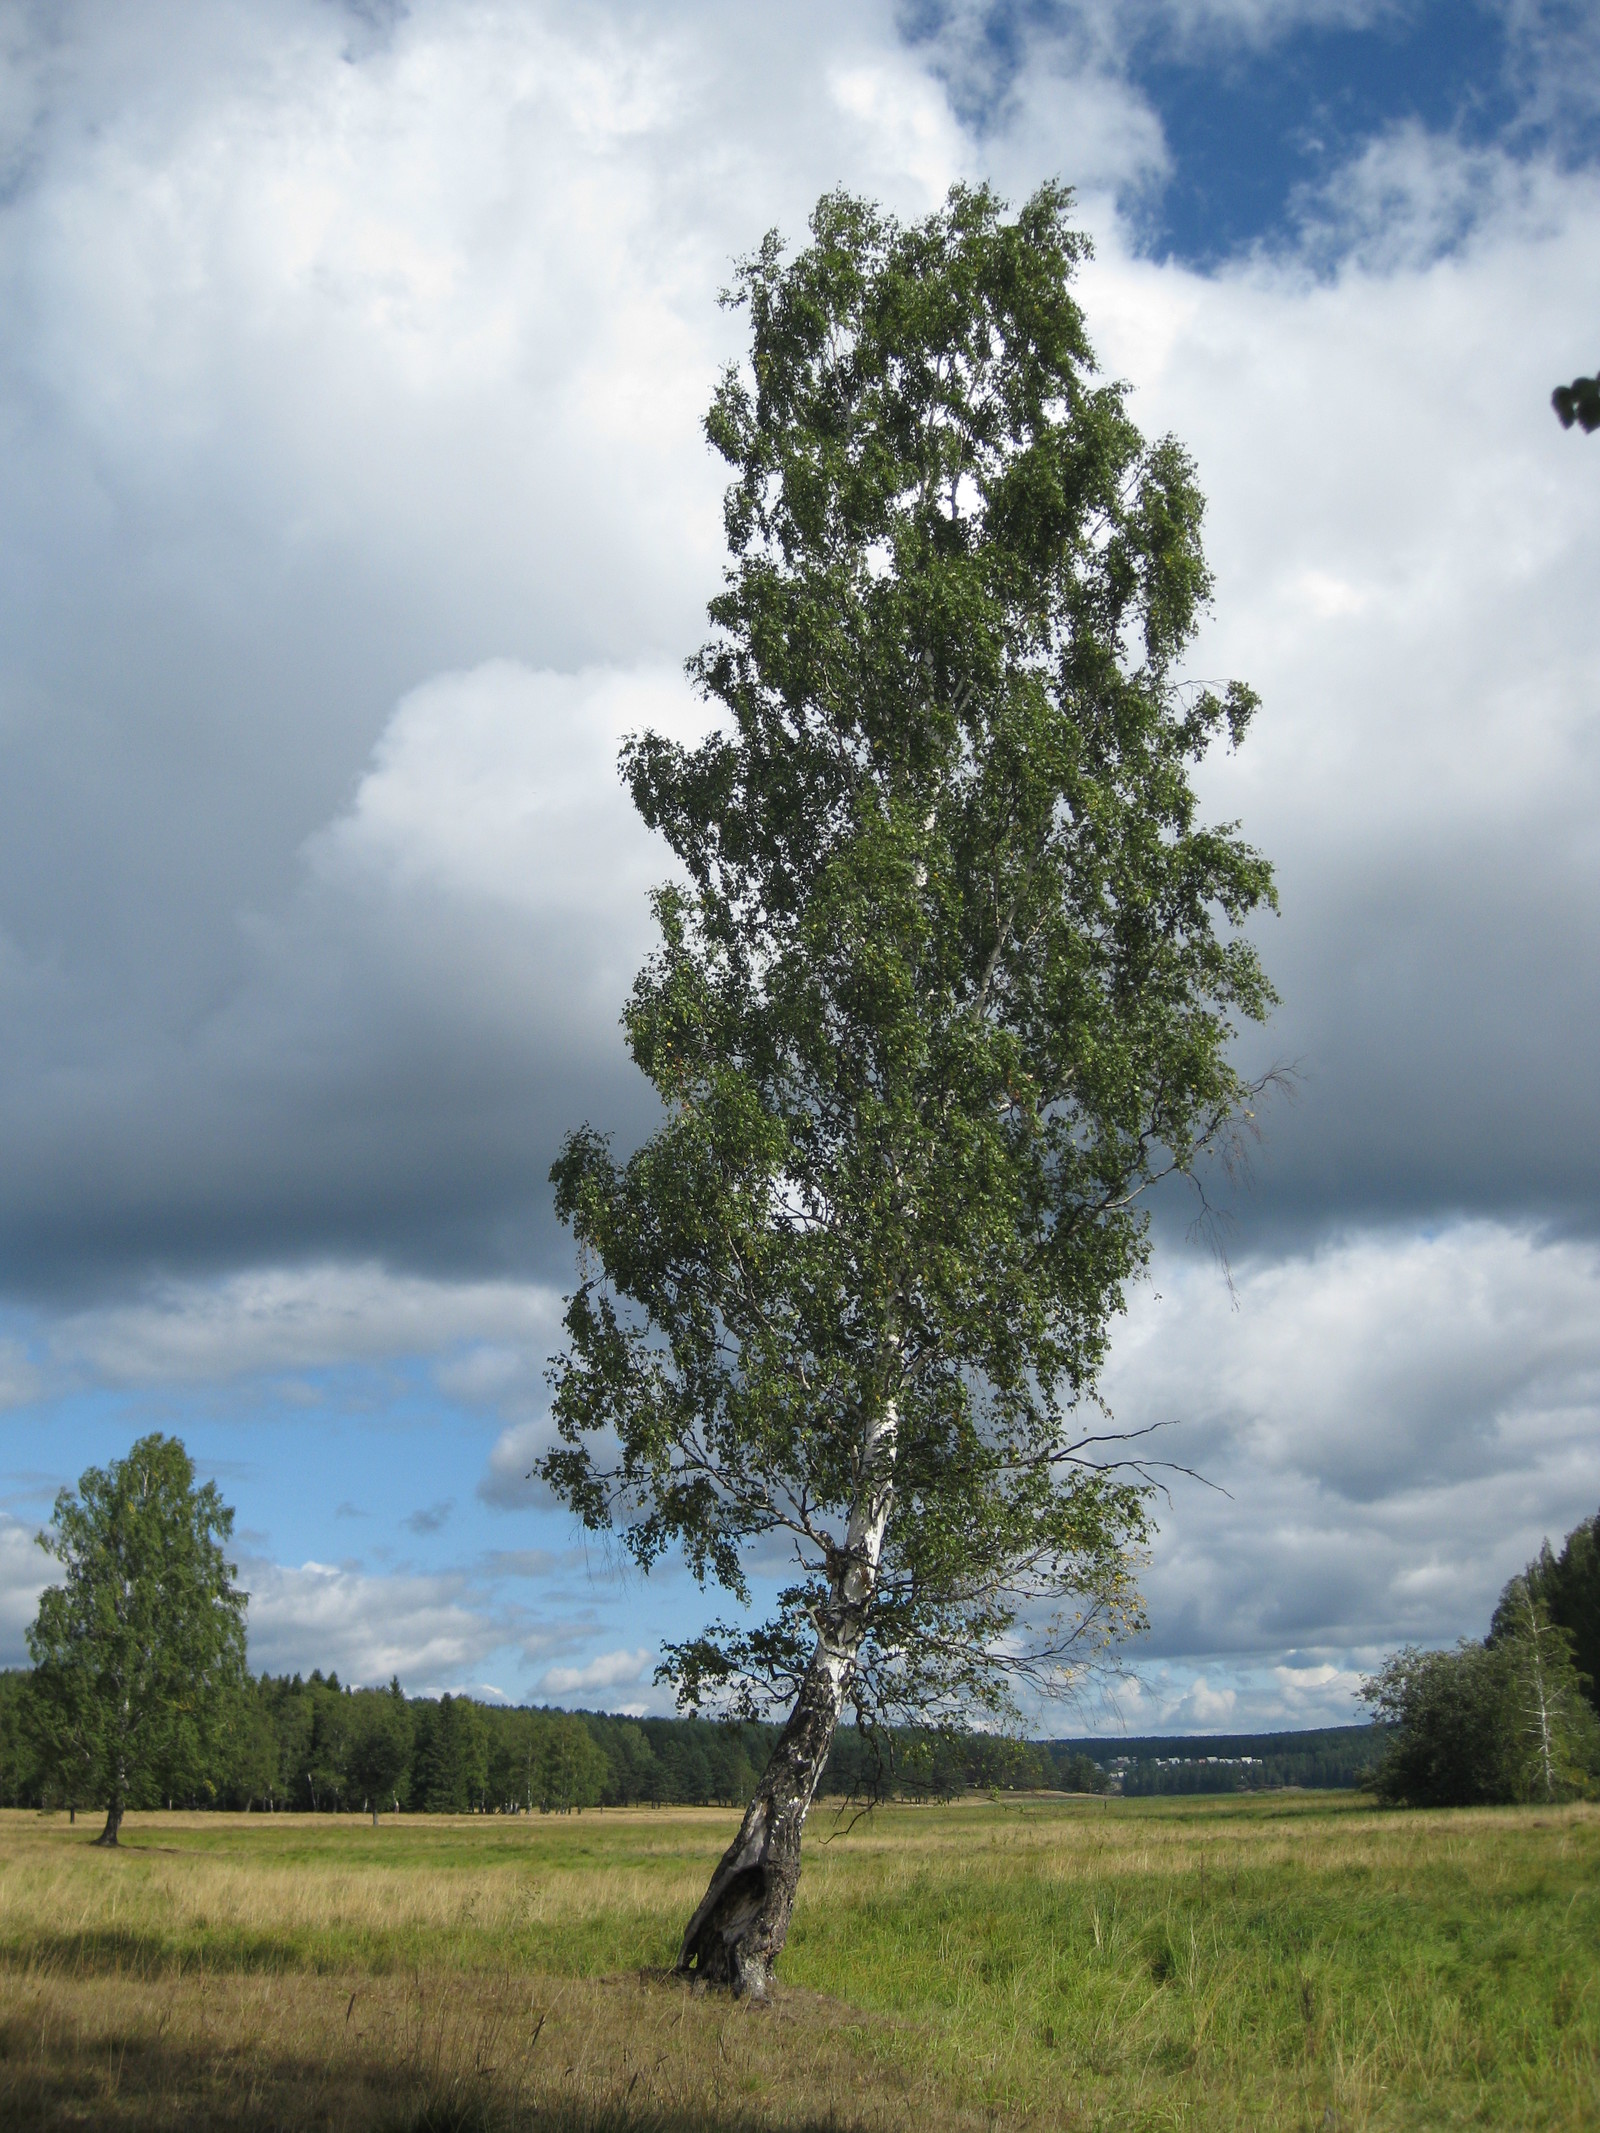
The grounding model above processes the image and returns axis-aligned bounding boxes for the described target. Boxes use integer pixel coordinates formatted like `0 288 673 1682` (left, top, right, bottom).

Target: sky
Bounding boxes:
1 0 1597 1737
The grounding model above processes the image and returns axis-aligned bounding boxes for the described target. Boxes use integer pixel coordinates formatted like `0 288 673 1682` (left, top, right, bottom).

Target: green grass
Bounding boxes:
1 1793 1596 2129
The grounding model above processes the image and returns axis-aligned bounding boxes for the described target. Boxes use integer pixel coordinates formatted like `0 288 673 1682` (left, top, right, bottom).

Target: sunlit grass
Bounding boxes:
1 1793 1596 2128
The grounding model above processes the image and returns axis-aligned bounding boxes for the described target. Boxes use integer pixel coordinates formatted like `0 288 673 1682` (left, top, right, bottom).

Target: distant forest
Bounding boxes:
0 1666 1382 1814
1053 1727 1385 1796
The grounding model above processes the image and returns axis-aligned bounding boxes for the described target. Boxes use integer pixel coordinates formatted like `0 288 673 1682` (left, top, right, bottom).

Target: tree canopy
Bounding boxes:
1498 1508 1600 1713
27 1433 249 1843
1363 1511 1600 1809
543 181 1277 1993
1552 373 1600 433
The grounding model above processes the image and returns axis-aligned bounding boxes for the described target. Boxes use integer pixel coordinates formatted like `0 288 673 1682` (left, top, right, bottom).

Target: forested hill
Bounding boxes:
1051 1726 1384 1794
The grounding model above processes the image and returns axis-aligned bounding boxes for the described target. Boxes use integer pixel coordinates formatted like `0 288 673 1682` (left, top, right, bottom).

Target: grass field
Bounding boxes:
0 1792 1595 2131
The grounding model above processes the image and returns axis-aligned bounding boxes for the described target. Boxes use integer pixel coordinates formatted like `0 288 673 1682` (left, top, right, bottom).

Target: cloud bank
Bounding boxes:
0 0 1595 1725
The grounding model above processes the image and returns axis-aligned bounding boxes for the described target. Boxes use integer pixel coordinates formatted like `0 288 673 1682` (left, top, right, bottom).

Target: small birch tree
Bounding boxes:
1494 1575 1600 1802
27 1434 248 1845
544 183 1278 1995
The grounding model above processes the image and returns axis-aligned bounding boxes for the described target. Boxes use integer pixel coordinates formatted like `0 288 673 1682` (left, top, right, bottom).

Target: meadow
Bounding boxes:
0 1791 1594 2132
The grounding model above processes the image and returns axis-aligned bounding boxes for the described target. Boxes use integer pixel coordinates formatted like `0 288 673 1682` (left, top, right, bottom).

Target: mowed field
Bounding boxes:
0 1792 1595 2132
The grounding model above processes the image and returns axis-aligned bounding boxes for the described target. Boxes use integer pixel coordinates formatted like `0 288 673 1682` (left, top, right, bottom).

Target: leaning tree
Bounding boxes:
544 182 1277 1997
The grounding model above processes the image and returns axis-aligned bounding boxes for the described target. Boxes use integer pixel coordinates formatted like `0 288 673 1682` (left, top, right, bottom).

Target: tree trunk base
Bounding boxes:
674 1575 872 1995
675 1793 803 2000
93 1805 123 1847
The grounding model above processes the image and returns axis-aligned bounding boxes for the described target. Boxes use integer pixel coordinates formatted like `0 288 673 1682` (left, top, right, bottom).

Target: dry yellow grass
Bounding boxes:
0 1966 925 2131
1 1794 1596 2129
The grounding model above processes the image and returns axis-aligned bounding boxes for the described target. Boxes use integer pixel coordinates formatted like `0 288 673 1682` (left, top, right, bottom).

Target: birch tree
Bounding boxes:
543 182 1278 1996
28 1434 248 1845
1494 1575 1600 1802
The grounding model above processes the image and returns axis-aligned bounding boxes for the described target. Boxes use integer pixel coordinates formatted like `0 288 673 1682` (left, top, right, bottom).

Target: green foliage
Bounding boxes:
348 1680 416 1814
1052 1748 1109 1793
1362 1645 1522 1808
1365 1504 1600 1810
602 1720 661 1804
1500 1506 1600 1716
544 181 1277 1733
1110 1728 1382 1795
26 1434 248 1823
0 1654 1393 1813
0 1669 43 1806
533 1715 609 1813
415 1695 490 1814
1552 372 1600 432
264 1674 317 1808
307 1680 354 1811
1490 1574 1600 1801
1363 1608 1599 1809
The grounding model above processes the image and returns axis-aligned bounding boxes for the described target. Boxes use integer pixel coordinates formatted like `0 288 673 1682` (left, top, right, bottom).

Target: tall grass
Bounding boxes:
1 1793 1595 2129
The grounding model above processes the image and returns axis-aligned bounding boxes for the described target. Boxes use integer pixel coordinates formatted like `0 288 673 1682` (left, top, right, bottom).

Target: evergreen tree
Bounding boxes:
416 1694 489 1812
347 1680 414 1822
1497 1511 1600 1717
603 1720 661 1805
533 1714 609 1812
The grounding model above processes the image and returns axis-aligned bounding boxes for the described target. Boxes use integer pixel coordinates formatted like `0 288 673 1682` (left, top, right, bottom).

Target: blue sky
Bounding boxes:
1 0 1598 1735
1125 0 1515 257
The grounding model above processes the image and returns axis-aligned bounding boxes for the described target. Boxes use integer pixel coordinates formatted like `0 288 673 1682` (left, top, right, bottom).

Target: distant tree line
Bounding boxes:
4 1431 1349 1830
2 1656 1401 1815
0 1666 1120 1816
1363 1509 1600 1808
1085 1727 1384 1796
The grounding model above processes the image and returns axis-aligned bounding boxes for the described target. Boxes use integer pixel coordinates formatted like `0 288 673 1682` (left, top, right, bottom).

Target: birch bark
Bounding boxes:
675 1385 898 1998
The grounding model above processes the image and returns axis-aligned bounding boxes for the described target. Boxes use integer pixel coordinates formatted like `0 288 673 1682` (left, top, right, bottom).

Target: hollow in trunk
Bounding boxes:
676 1377 898 1998
674 1632 850 1998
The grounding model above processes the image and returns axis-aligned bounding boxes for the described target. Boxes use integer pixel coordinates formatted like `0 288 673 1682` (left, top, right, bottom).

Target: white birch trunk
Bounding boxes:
675 1385 898 1997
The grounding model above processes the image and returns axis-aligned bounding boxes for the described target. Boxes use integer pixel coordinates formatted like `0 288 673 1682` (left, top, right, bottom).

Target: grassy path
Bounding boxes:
0 1792 1595 2128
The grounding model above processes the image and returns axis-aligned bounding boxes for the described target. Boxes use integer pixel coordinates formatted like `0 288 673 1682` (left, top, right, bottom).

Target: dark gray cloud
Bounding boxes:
0 0 976 1302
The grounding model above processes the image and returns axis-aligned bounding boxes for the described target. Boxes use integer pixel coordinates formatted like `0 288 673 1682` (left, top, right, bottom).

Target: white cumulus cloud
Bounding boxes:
541 1646 654 1695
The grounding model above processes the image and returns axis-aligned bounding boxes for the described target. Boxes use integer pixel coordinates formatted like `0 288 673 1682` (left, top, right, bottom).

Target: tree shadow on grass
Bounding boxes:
2 2037 877 2133
3 1926 308 1976
0 1972 918 2133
